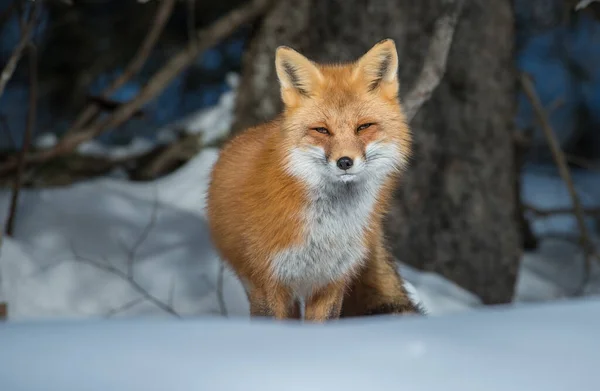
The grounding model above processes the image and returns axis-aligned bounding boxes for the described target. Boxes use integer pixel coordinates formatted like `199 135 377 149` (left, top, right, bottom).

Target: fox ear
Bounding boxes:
354 39 399 99
275 46 323 107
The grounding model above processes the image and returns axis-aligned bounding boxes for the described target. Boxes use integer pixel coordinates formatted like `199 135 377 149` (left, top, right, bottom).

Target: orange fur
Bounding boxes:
206 39 422 322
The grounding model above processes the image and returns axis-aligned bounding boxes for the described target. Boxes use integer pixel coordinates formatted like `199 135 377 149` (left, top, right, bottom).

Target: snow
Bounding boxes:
1 72 600 322
1 298 600 391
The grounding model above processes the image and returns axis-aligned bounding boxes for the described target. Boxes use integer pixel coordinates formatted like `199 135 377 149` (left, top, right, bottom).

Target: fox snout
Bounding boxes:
336 156 354 171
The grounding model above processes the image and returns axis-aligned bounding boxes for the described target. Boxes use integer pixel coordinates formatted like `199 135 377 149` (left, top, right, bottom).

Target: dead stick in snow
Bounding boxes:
0 0 274 176
402 0 465 122
520 73 598 291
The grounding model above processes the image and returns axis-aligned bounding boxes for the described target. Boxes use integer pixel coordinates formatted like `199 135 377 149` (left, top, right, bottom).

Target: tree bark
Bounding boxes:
233 0 520 304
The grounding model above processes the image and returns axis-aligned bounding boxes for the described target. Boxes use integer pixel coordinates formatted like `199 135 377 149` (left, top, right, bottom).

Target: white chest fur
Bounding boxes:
270 180 380 297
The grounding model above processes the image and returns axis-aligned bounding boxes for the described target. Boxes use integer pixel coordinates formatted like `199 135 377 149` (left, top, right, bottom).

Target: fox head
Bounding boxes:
275 39 411 188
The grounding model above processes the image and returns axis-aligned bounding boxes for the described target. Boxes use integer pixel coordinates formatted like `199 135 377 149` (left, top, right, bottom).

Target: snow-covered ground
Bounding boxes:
2 298 600 391
1 73 599 321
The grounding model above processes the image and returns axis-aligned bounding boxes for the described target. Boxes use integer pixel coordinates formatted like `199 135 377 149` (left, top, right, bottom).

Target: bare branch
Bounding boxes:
525 205 600 218
5 41 37 236
520 73 599 291
0 0 39 98
64 0 176 136
74 251 180 318
187 0 197 47
168 276 176 309
402 0 465 122
0 0 274 175
71 227 180 318
126 187 159 278
105 297 145 318
217 262 228 317
0 115 16 151
565 153 600 172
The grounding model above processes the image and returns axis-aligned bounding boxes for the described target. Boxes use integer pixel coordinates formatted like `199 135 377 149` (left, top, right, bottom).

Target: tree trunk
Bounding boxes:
233 0 520 304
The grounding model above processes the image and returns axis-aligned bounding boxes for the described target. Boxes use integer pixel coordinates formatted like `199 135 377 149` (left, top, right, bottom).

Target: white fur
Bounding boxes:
270 141 405 298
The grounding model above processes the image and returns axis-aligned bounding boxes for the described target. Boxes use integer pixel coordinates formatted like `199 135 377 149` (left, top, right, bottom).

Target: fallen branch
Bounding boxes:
402 0 465 122
520 73 598 291
0 0 39 98
5 41 37 236
0 0 274 176
64 0 176 137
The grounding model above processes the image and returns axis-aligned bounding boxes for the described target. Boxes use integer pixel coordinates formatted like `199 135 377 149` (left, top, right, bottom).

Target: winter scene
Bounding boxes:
1 0 600 390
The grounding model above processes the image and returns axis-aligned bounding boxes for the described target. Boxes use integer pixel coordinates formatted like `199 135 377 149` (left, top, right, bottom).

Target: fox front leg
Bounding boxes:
304 281 346 322
248 286 296 320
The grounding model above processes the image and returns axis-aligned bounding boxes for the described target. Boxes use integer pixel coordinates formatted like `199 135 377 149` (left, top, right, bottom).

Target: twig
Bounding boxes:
5 41 37 236
64 0 176 136
565 154 600 172
168 276 176 309
74 252 180 318
126 187 159 278
525 204 600 218
0 0 39 98
402 0 465 122
0 115 16 150
105 297 145 318
217 262 228 317
520 73 598 292
187 0 197 47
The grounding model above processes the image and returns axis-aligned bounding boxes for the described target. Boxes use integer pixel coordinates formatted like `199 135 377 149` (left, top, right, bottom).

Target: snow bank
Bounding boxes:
1 298 599 391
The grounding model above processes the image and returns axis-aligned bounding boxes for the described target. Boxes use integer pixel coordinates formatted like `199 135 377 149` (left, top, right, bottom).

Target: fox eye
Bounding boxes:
357 123 374 132
312 127 330 135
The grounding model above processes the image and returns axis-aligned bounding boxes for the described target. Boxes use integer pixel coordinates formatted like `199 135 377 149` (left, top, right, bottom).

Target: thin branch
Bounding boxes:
217 262 228 317
105 297 145 318
73 251 180 318
565 153 600 172
402 0 465 122
126 187 159 278
5 41 37 236
0 0 274 175
525 204 600 218
0 0 39 98
168 276 176 309
64 0 176 136
187 0 197 47
520 73 598 291
0 115 16 150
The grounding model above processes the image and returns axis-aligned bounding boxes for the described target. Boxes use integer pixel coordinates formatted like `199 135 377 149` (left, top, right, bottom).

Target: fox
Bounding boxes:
206 39 423 322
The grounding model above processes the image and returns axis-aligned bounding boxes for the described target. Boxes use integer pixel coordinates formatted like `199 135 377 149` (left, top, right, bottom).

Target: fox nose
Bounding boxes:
336 156 354 170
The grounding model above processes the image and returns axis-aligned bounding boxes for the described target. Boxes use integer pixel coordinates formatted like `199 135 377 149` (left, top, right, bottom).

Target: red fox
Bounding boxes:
206 39 423 321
